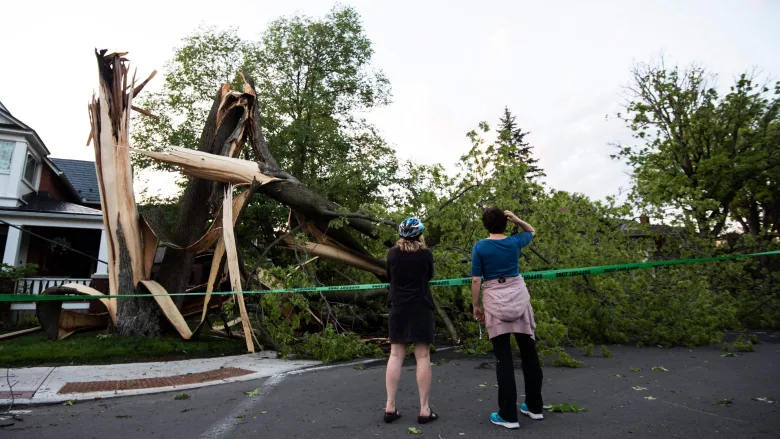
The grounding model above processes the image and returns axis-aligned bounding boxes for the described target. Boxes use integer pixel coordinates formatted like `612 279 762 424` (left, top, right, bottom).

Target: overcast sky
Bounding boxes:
1 0 778 201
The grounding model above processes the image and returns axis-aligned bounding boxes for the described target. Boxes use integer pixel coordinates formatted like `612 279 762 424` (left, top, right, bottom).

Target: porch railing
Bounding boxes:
10 277 92 311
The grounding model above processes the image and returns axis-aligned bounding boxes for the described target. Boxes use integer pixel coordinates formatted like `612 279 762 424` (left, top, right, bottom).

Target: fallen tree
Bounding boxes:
38 50 417 348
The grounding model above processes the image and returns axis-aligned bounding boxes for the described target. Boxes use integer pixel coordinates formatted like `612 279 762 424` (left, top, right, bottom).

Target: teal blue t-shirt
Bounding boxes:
470 232 533 280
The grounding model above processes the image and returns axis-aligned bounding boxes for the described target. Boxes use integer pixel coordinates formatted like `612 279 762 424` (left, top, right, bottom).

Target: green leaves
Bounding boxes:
632 386 648 391
710 399 732 406
245 389 262 396
298 325 380 363
408 427 422 434
543 403 586 413
651 366 668 372
731 336 755 352
174 393 190 400
630 366 642 373
552 352 584 368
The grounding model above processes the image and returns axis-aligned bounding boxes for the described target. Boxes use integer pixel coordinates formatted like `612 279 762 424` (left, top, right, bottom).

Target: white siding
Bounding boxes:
0 135 27 207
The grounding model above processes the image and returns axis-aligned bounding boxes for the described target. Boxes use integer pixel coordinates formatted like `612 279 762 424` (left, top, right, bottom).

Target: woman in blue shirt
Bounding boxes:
471 207 543 429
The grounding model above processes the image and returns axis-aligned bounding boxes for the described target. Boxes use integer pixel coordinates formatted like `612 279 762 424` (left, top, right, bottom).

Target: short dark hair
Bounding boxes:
482 207 507 234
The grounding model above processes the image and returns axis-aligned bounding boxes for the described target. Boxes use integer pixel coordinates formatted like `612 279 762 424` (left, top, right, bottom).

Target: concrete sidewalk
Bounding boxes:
0 352 318 405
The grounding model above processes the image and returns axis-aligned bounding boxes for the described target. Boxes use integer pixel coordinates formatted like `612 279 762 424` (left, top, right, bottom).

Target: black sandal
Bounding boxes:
417 410 439 424
384 410 402 423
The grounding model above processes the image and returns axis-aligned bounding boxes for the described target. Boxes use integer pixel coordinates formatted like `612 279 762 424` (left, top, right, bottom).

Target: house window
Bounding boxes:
23 152 37 184
0 141 13 173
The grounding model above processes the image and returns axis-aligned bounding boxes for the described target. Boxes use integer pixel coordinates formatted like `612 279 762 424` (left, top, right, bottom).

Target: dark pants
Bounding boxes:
490 333 544 422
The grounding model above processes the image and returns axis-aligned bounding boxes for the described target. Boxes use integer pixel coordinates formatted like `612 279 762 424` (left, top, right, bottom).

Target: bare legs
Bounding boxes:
385 343 433 416
385 343 405 414
414 343 432 416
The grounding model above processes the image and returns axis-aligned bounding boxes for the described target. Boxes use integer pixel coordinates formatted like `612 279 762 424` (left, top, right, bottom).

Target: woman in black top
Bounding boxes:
384 218 438 425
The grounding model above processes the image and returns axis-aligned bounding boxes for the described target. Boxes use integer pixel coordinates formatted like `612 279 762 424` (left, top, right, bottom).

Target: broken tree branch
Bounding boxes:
245 222 306 287
422 184 479 223
131 105 159 120
321 210 397 228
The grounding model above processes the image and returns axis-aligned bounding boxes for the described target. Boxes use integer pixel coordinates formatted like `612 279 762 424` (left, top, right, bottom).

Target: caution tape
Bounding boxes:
1 250 778 303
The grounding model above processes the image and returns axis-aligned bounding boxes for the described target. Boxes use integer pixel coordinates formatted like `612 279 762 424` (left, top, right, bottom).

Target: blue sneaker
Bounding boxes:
520 403 544 420
490 412 520 429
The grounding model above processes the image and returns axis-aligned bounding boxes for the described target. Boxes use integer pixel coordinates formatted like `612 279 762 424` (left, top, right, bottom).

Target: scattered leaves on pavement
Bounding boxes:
174 393 190 400
115 415 132 419
543 403 585 412
260 410 268 414
644 396 656 400
710 399 732 406
63 400 75 406
632 386 648 391
651 366 668 372
235 415 245 419
353 364 365 370
630 366 642 372
721 353 737 358
478 382 487 387
754 397 776 404
614 373 623 378
408 427 422 434
245 389 262 396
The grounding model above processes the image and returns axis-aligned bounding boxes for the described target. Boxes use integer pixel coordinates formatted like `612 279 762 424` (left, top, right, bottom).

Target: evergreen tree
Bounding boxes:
496 106 545 179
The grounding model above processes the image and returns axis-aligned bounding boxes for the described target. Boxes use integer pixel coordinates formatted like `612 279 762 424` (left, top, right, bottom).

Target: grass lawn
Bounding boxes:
0 330 248 368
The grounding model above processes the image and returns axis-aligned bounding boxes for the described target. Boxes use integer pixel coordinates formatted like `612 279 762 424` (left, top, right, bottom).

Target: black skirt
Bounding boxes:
389 306 434 344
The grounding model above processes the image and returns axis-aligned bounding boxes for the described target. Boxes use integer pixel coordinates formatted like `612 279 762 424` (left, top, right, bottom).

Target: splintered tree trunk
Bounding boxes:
89 50 161 336
154 85 229 307
154 84 266 306
115 229 161 336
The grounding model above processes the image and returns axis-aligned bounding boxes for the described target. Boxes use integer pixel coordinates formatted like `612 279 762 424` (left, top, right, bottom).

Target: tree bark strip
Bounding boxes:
222 186 254 352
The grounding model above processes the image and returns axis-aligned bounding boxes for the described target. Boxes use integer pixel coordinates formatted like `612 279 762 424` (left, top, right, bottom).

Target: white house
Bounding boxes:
0 100 108 311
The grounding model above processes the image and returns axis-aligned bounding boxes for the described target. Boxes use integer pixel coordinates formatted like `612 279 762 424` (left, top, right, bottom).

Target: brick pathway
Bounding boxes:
58 367 254 393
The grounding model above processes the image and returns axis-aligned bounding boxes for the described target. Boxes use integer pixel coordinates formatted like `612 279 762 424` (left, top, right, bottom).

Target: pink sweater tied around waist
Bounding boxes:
481 275 536 340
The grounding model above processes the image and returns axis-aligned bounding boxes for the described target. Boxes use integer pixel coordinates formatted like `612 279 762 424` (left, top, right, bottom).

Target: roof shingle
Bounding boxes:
50 158 101 205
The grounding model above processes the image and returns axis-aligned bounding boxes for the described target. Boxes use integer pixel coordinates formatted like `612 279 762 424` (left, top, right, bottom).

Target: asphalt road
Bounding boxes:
2 341 779 439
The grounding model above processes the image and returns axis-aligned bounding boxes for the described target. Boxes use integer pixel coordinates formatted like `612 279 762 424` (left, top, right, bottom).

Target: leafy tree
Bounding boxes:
496 107 545 179
133 6 396 211
255 5 395 208
614 60 780 239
